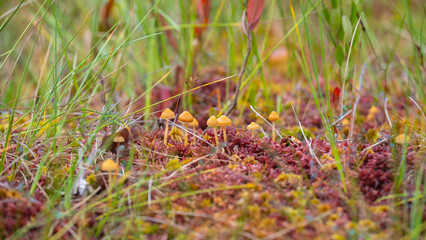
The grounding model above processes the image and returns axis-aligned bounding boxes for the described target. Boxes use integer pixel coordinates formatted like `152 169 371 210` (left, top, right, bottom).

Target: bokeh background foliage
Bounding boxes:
1 0 424 115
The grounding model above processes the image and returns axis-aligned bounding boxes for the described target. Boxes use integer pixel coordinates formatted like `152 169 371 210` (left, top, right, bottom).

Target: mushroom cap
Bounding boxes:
189 118 199 127
268 111 280 121
113 134 125 143
101 159 119 172
178 111 194 123
341 119 350 127
247 122 260 130
368 106 380 114
395 134 410 145
217 115 232 126
160 108 175 119
207 116 218 127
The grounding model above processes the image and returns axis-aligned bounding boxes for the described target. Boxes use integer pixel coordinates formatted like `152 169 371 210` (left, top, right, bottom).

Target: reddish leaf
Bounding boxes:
100 0 115 31
331 87 341 109
333 125 338 135
195 0 211 36
247 0 265 31
196 0 211 24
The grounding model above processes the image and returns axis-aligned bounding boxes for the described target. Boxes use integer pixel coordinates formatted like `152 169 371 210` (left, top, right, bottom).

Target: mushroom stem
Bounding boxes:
164 120 169 145
251 129 254 138
222 126 227 142
272 122 276 142
213 127 219 147
184 124 188 146
107 172 112 206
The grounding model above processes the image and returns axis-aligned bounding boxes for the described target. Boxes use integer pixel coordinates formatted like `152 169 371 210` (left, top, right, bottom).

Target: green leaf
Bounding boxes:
336 45 344 66
330 9 341 32
323 5 330 24
350 1 358 22
342 15 353 40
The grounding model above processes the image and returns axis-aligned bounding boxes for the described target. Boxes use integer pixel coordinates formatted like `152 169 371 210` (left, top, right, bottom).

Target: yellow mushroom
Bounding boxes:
160 108 175 145
113 134 125 144
178 111 194 146
207 116 219 147
366 106 380 122
189 118 199 144
268 111 280 142
101 158 119 173
101 158 119 206
395 133 410 145
247 122 260 138
342 118 350 127
217 115 232 143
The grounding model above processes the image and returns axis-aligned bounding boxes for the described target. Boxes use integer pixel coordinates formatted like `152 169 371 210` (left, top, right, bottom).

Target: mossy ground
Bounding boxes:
1 0 425 239
1 88 424 239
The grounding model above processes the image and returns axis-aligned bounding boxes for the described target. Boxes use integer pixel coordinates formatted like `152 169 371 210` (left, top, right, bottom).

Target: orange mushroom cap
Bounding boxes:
101 159 119 172
113 134 125 143
268 111 280 121
160 108 175 119
178 111 194 123
207 116 218 127
217 115 232 126
189 118 199 127
247 122 260 130
395 134 410 145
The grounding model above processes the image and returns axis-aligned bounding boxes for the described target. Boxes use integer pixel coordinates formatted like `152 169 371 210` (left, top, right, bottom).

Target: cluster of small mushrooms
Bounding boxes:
160 108 281 147
99 109 281 187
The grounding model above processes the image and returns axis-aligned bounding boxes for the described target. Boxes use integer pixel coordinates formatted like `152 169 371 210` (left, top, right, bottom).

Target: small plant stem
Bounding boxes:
163 120 169 145
226 32 252 116
216 88 222 110
184 124 188 146
213 127 219 147
222 126 227 142
272 122 276 142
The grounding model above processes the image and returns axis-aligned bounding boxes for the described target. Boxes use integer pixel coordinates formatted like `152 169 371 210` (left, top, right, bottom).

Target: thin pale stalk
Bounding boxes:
164 121 169 145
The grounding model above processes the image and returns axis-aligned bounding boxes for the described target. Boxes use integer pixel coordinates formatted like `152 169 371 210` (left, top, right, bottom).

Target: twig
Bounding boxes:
361 138 389 154
331 109 352 126
171 121 217 149
349 61 367 140
409 96 426 121
148 176 153 206
384 97 392 128
340 17 362 114
226 13 252 116
292 105 323 168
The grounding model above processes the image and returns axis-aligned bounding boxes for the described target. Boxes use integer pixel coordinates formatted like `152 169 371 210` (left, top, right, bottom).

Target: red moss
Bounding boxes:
357 144 394 202
0 187 43 238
